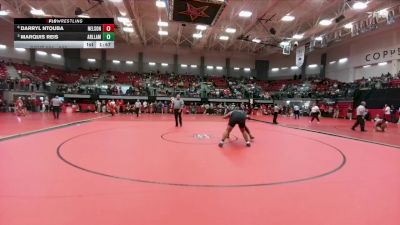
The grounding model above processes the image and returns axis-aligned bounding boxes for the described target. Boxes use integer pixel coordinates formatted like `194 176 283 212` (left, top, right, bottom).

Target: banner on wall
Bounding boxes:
296 46 305 68
364 46 400 64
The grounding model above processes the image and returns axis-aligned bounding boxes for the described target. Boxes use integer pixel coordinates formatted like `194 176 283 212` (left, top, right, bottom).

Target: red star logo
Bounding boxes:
179 3 209 21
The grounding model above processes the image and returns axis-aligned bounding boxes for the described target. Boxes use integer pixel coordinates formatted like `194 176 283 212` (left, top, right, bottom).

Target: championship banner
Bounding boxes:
169 0 226 25
296 45 305 68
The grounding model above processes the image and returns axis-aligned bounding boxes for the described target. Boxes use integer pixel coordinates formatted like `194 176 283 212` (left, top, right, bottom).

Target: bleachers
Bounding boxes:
268 79 302 92
13 63 101 84
389 80 400 88
208 77 227 88
14 63 64 82
4 62 400 101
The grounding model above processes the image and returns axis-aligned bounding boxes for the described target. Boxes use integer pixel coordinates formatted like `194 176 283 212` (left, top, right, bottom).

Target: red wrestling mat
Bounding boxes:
0 116 399 225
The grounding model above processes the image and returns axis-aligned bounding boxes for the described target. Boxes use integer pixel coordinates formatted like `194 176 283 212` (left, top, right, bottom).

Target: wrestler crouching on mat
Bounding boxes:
219 110 253 148
374 114 387 132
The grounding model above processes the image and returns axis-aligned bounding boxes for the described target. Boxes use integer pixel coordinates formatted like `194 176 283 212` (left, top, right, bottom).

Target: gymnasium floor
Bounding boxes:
0 112 399 225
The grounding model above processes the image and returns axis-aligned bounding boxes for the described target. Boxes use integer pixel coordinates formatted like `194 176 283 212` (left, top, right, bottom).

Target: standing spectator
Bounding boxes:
157 101 163 114
35 97 41 112
328 105 333 117
383 104 391 121
107 100 116 116
390 105 395 123
125 102 131 114
44 97 49 112
143 100 148 114
204 102 210 114
101 100 107 113
15 97 26 116
96 100 101 113
190 103 196 114
398 106 400 124
333 105 340 119
347 106 353 120
272 104 280 124
149 102 155 114
134 99 141 117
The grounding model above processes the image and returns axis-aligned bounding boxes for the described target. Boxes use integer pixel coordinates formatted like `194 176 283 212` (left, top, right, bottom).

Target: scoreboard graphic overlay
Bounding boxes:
14 18 115 49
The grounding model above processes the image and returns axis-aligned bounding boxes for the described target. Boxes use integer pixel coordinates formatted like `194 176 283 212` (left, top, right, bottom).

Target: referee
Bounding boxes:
172 94 184 127
352 101 367 132
51 96 62 119
310 104 320 123
293 105 300 119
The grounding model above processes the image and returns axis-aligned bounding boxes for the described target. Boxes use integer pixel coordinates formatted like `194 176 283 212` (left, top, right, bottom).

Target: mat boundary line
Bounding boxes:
56 124 346 188
0 115 110 142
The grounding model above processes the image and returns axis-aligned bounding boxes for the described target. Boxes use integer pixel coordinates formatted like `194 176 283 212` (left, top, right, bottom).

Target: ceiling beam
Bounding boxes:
225 0 281 51
0 0 27 23
293 0 389 46
94 1 133 45
176 25 183 47
274 0 309 37
193 1 231 49
278 0 341 39
0 0 25 17
123 0 147 46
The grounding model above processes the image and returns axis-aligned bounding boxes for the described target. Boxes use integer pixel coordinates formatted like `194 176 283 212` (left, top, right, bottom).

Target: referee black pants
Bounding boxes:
53 106 60 119
174 109 182 127
294 110 300 119
273 112 278 124
135 108 140 117
311 112 320 122
352 115 365 131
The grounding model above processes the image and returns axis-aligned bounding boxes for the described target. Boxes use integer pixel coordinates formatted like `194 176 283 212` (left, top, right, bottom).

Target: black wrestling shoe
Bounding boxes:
218 142 224 148
246 142 251 147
